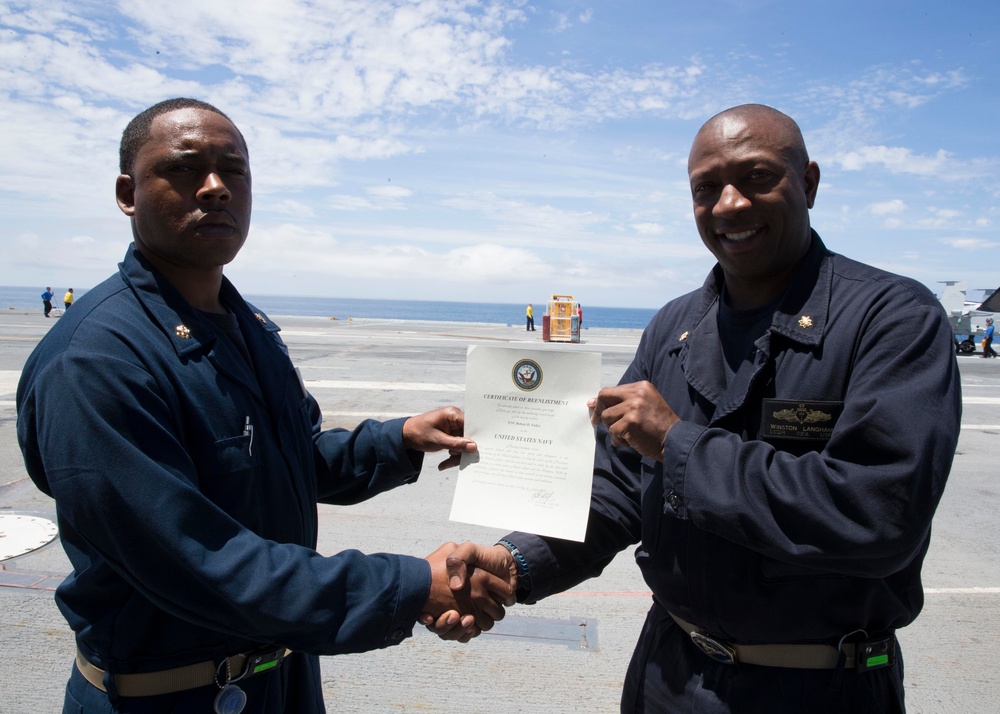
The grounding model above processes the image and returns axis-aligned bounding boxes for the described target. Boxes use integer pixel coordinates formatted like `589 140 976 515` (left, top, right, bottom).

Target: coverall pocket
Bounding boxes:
204 434 256 516
214 433 253 475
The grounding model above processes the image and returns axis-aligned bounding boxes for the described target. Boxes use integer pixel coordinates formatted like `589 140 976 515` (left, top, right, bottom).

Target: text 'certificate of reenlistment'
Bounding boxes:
450 345 602 542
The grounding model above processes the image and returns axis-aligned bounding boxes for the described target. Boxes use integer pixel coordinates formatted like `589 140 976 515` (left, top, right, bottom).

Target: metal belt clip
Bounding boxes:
689 631 737 665
856 636 895 673
233 646 289 681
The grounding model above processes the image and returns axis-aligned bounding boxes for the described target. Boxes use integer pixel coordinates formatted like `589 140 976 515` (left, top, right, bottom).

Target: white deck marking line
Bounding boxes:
556 588 1000 597
322 412 411 419
0 370 21 392
305 380 463 391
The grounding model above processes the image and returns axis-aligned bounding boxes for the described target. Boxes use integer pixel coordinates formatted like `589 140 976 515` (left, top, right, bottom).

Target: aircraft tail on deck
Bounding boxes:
976 287 1000 313
938 281 967 316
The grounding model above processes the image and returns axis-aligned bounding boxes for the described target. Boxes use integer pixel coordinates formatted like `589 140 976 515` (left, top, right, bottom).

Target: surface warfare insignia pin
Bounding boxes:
511 358 543 392
175 324 191 340
774 403 832 425
798 315 813 329
761 399 843 441
254 312 267 325
679 331 689 341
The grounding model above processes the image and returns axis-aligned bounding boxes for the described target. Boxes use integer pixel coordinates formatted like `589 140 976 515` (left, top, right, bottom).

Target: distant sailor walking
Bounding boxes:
526 303 535 331
63 288 74 310
983 317 997 358
41 287 54 317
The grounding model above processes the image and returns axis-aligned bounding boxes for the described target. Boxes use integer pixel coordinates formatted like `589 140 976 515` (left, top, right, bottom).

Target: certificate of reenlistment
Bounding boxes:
450 345 602 542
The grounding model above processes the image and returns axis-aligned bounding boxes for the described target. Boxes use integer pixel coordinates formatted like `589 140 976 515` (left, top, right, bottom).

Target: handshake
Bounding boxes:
420 542 518 642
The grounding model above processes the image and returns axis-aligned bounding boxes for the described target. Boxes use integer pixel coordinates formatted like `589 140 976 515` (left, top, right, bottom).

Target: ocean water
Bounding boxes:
1 285 657 330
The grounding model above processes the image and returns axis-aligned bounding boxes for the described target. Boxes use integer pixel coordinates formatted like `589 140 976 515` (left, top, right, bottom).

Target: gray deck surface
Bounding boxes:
0 311 996 713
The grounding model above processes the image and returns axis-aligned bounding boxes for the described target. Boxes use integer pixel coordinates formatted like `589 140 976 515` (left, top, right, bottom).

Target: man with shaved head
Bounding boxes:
439 105 960 712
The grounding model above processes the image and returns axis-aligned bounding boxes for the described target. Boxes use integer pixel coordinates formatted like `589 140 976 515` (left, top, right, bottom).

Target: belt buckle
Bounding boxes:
689 631 737 665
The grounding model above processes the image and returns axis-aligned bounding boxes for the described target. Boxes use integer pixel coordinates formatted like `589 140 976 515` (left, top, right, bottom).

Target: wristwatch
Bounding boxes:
497 538 532 596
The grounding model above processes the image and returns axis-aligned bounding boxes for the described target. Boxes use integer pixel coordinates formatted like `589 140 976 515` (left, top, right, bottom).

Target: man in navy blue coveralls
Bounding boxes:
16 98 513 714
433 105 961 712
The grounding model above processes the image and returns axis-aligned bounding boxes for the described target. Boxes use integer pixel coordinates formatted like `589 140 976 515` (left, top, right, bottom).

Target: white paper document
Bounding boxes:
450 345 602 541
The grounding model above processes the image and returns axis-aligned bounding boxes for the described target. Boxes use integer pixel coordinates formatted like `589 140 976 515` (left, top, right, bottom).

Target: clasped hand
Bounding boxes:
417 383 679 642
421 543 517 643
406 408 514 640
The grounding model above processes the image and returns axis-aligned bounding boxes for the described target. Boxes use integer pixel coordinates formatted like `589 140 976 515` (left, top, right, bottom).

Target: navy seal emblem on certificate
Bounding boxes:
512 359 543 391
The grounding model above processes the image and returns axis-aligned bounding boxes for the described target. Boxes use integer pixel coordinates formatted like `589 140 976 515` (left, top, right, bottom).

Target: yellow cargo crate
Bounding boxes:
545 294 580 343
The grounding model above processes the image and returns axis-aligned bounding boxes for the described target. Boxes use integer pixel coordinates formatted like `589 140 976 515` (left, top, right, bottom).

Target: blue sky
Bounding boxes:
1 0 997 308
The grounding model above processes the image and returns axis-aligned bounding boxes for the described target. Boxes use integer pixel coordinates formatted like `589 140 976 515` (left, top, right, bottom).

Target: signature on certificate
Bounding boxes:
529 489 556 507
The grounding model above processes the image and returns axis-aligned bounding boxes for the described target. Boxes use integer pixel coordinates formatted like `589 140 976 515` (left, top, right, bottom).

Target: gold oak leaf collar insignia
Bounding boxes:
175 324 191 340
797 315 813 329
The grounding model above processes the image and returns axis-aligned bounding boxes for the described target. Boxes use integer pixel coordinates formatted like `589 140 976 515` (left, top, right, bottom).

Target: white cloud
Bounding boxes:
942 237 998 250
833 146 952 175
0 1 995 309
237 223 550 286
553 12 572 33
265 200 317 219
110 0 525 124
4 226 128 288
632 222 665 236
367 184 414 199
869 199 907 215
440 191 609 241
806 65 969 119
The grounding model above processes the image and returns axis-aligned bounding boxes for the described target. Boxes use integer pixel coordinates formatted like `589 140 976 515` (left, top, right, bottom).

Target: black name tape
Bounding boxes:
761 399 843 441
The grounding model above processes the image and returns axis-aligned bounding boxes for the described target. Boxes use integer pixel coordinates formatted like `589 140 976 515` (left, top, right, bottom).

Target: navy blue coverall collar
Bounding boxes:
673 230 834 421
119 244 287 410
120 244 281 356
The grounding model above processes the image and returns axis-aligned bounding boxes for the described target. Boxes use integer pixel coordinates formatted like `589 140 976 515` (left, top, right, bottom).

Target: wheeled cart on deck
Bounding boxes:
542 294 580 343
